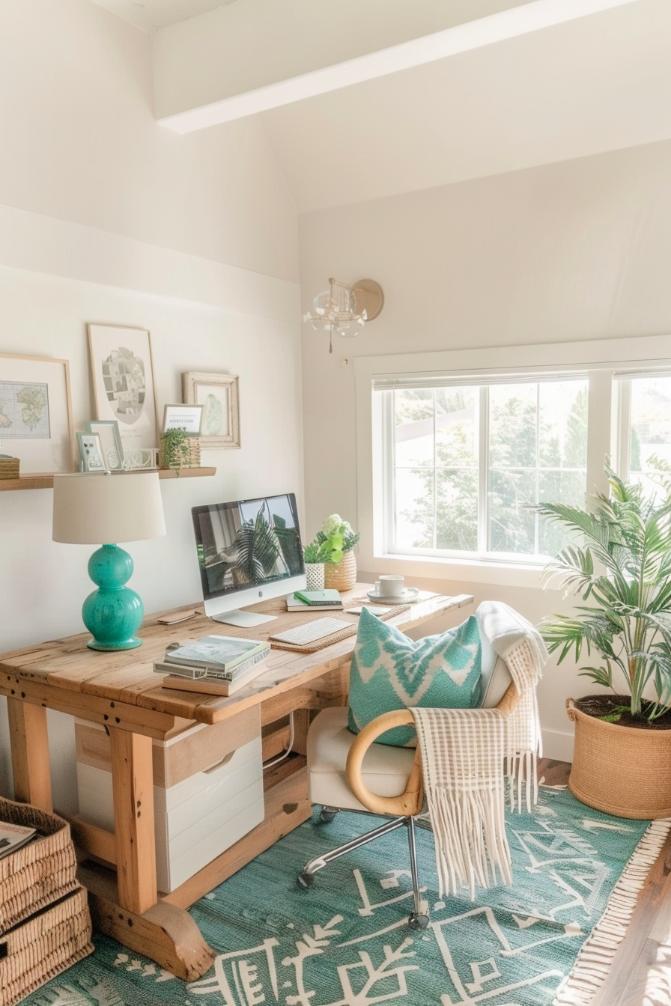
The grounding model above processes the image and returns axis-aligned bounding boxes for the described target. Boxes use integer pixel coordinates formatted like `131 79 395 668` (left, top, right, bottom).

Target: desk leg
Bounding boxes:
7 699 53 812
109 727 158 915
102 727 214 979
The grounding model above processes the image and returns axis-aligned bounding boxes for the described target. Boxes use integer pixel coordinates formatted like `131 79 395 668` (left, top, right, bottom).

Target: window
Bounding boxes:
381 377 588 562
360 335 671 574
616 373 671 495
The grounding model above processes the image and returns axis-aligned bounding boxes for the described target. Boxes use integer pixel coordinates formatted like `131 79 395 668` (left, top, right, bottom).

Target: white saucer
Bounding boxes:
367 587 420 604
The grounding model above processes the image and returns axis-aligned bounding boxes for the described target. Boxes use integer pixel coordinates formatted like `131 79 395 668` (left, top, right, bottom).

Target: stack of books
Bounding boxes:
155 634 271 696
286 589 344 612
0 455 19 481
0 821 36 861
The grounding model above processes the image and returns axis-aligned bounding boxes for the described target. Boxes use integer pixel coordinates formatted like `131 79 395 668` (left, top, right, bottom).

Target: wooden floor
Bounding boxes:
540 759 671 1006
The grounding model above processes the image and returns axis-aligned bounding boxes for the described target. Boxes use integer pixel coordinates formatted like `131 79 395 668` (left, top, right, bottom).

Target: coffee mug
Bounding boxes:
376 574 405 598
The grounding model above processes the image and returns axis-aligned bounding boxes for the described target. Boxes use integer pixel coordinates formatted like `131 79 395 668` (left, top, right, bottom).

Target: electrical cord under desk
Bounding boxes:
263 711 295 770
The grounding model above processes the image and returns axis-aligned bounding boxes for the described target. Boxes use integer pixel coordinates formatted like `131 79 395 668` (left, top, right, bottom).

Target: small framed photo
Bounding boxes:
182 372 240 448
77 432 107 472
87 420 125 470
162 404 203 436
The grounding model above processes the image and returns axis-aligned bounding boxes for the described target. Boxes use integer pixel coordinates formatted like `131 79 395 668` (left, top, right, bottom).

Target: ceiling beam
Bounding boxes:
155 0 638 134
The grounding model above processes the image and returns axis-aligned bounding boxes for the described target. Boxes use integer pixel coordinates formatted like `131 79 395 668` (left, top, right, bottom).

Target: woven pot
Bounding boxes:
324 550 357 592
305 563 325 590
566 697 671 819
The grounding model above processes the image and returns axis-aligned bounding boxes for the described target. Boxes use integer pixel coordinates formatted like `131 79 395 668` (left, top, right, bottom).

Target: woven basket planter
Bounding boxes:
324 550 357 592
567 698 671 819
1 886 93 1006
0 798 79 934
159 435 201 469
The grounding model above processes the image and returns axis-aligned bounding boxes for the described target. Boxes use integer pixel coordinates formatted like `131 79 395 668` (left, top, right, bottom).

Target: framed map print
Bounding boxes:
182 371 240 448
87 324 158 454
0 353 74 472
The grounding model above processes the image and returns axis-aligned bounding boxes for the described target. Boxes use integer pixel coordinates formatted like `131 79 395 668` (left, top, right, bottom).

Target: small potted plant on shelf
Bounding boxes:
313 514 360 592
160 428 197 471
537 469 671 819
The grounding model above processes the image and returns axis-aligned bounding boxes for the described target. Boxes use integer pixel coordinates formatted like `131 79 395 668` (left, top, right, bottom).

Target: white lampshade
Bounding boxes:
53 472 166 545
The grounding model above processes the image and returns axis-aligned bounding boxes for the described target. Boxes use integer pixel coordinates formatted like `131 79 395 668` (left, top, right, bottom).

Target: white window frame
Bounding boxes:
354 333 671 588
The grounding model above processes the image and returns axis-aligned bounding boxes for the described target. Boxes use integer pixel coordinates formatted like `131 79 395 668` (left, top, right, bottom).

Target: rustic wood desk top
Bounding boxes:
0 585 473 736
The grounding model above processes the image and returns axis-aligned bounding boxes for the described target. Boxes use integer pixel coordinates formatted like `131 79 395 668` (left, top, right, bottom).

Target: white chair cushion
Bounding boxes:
307 707 415 813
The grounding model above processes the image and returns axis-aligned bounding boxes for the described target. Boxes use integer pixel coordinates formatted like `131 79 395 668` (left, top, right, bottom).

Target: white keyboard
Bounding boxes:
270 617 351 646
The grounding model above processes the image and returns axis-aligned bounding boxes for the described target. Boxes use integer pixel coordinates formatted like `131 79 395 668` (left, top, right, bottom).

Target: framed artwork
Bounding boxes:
182 372 240 448
162 403 203 436
87 420 125 470
87 324 158 455
77 432 106 472
0 353 74 473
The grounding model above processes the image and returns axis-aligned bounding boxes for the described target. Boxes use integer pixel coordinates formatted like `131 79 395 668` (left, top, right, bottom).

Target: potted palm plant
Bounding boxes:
538 471 671 819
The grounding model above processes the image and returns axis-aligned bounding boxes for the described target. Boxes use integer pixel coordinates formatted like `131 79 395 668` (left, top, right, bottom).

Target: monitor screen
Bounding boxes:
192 493 304 602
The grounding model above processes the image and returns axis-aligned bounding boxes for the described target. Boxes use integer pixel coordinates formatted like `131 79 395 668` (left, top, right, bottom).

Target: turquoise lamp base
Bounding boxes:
83 544 144 651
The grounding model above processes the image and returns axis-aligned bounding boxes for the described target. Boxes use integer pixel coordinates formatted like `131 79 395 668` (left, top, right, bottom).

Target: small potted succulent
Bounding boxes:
314 514 360 592
303 540 328 590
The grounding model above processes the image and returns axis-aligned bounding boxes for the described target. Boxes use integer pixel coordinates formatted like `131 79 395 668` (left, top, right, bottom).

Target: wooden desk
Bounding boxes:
0 585 472 979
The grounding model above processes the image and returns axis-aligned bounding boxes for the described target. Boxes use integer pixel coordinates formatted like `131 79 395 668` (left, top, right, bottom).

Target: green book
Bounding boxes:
294 589 342 606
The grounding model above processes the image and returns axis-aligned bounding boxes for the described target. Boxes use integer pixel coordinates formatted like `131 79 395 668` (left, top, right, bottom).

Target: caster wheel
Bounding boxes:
408 913 429 930
319 808 338 824
297 872 315 890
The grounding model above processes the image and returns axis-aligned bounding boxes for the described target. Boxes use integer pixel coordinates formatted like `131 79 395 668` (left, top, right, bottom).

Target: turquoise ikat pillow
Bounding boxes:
347 607 482 747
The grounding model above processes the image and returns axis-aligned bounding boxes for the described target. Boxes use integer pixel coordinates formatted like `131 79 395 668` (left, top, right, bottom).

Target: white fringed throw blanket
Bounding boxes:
411 602 547 899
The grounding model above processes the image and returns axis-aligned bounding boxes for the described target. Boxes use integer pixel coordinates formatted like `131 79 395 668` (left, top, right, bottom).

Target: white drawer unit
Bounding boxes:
75 708 264 893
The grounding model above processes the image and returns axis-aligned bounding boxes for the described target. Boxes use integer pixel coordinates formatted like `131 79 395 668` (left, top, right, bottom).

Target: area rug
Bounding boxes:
23 787 669 1006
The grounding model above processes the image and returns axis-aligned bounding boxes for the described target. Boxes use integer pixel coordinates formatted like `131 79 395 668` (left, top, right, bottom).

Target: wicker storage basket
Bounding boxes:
1 886 93 1006
0 798 79 935
324 550 357 592
567 698 671 819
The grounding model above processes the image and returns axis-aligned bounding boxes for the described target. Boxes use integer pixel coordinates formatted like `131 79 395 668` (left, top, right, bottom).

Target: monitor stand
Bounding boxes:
211 609 277 628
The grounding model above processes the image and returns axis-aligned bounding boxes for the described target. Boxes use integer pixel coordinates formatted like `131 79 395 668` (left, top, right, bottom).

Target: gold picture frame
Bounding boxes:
182 371 240 448
0 352 75 473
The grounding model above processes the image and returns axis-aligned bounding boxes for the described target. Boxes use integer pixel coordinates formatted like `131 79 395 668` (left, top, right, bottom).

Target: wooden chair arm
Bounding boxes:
346 709 423 817
344 683 520 818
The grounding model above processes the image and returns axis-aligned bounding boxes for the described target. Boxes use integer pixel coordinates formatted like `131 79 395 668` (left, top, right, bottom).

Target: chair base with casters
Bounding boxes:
298 681 519 929
298 807 429 929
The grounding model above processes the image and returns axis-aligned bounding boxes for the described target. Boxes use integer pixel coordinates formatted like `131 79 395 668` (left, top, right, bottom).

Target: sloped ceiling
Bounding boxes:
261 0 671 212
90 0 238 32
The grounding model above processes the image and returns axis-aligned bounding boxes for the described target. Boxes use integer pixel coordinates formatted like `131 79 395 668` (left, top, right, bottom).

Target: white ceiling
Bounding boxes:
261 0 671 212
91 0 238 32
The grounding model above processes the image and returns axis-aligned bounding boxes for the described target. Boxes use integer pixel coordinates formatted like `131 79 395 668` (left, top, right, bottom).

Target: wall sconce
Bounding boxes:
304 278 384 353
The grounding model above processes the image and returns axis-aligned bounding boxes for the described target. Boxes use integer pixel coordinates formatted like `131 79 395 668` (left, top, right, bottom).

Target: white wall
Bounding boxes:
299 138 671 759
0 0 302 811
0 0 298 281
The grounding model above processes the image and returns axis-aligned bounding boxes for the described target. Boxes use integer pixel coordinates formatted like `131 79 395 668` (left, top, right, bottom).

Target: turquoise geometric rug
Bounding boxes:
23 788 668 1006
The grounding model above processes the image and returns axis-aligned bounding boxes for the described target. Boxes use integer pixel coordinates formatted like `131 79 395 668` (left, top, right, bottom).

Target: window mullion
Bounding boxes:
478 386 489 554
586 371 614 503
534 383 540 555
432 389 437 551
616 378 631 480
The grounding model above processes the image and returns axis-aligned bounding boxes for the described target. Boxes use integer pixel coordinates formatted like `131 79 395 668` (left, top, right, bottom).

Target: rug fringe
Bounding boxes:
553 817 671 1005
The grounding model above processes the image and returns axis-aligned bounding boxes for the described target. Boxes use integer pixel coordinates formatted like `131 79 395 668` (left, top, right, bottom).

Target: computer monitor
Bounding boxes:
192 492 306 626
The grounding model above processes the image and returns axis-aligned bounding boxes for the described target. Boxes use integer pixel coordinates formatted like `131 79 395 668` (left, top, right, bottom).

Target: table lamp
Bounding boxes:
53 471 166 651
